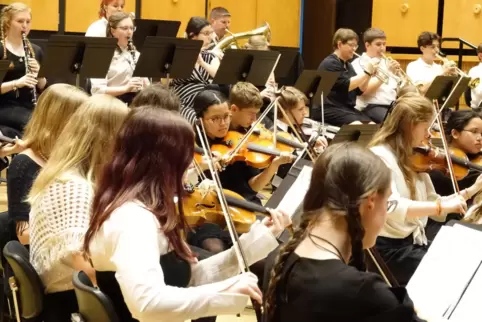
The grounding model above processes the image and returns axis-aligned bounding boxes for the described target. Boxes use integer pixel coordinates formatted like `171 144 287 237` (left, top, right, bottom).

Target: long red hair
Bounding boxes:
84 107 195 262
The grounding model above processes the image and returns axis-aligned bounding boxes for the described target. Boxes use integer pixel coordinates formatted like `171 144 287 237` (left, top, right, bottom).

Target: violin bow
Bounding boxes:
432 99 460 194
366 248 399 288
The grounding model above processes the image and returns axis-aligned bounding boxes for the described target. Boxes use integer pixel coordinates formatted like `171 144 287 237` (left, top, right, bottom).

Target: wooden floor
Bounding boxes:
0 171 257 322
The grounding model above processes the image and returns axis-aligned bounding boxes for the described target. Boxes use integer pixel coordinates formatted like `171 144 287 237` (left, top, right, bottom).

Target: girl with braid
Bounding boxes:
264 142 424 322
0 3 46 138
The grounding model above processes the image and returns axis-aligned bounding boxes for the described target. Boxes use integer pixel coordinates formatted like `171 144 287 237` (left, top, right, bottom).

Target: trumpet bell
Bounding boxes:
213 22 271 51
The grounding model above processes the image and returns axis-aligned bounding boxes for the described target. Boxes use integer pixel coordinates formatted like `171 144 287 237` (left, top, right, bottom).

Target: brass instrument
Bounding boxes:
436 53 480 89
213 22 271 51
381 53 418 90
353 52 391 85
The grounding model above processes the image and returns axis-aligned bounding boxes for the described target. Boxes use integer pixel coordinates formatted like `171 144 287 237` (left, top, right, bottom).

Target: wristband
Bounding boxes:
364 70 372 77
435 198 442 216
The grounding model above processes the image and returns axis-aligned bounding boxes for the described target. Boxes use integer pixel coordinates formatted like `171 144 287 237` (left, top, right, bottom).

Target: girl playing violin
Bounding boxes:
84 107 291 322
264 142 424 322
426 110 482 238
368 93 482 286
190 89 292 253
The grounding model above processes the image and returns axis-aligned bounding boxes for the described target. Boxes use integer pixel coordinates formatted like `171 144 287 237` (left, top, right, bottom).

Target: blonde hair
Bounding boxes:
0 3 34 60
229 81 263 109
29 95 129 204
368 93 433 198
277 86 308 112
244 35 269 50
23 84 89 160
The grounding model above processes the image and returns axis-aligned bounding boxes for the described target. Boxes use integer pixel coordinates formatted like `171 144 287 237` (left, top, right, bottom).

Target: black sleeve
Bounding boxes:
319 56 351 95
348 63 364 96
358 273 426 322
6 156 40 223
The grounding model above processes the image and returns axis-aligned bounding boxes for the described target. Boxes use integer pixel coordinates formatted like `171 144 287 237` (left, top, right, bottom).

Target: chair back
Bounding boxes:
72 271 119 322
2 241 43 319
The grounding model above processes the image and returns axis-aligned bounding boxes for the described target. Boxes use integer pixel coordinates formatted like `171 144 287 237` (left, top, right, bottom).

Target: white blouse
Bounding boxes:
89 201 280 322
90 48 149 95
370 145 442 245
85 18 108 37
29 172 93 293
468 63 482 108
406 58 443 87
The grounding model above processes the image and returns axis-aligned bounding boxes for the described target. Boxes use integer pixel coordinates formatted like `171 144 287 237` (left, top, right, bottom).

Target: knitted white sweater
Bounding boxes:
29 173 93 293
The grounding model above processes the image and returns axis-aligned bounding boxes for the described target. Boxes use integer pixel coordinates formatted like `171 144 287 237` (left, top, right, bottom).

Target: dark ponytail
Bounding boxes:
346 207 366 271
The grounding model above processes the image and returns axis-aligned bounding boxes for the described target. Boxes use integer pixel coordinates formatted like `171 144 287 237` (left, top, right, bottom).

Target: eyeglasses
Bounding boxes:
387 200 398 213
462 128 482 137
345 42 359 50
206 114 232 124
116 26 136 32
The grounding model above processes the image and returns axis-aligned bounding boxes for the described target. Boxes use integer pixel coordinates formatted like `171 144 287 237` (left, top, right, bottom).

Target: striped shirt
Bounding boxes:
171 51 215 124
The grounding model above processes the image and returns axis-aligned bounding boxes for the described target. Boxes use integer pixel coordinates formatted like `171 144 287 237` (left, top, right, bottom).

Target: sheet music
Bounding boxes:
276 165 312 218
448 260 482 321
407 225 482 319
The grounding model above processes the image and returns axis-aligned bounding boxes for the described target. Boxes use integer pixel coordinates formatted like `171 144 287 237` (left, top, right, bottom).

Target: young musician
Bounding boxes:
28 95 128 321
90 11 149 105
468 43 482 108
368 93 482 285
426 110 482 238
406 32 455 94
172 17 220 125
209 7 231 44
8 84 88 246
84 107 290 322
352 28 399 123
86 0 125 37
131 84 180 111
264 142 424 322
0 2 47 138
317 28 376 126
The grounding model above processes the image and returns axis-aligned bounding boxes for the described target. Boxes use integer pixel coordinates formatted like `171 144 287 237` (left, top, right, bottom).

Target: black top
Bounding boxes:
0 42 43 110
201 132 262 205
318 53 362 110
429 169 478 202
270 253 424 322
7 154 41 225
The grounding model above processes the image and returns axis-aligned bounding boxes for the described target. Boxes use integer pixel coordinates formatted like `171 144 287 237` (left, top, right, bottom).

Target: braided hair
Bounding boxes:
264 142 391 320
0 3 34 60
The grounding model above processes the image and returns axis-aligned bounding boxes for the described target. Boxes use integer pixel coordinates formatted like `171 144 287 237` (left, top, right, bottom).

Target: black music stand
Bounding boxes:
270 46 300 83
213 49 281 86
295 69 339 107
330 124 380 147
133 19 181 50
132 36 202 81
265 158 313 243
425 75 470 109
38 35 117 88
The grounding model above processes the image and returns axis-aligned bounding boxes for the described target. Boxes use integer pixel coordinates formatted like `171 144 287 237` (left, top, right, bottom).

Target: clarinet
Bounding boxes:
21 32 37 106
127 38 142 91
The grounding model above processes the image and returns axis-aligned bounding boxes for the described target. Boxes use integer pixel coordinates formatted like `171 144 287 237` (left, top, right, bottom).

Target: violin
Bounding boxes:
210 131 291 169
252 124 306 154
411 144 482 180
181 186 269 233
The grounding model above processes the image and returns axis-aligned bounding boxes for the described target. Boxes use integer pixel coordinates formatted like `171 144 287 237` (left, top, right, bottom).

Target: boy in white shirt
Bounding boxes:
352 28 399 123
468 44 482 108
406 31 455 94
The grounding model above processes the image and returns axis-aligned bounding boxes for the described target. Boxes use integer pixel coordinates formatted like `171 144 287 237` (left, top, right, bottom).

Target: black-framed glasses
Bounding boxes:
462 128 482 138
387 200 398 213
116 26 136 32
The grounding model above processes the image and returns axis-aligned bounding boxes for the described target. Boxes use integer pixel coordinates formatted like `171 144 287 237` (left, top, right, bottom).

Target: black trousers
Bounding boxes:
43 290 79 322
362 104 391 124
320 105 372 127
0 105 32 137
375 235 428 286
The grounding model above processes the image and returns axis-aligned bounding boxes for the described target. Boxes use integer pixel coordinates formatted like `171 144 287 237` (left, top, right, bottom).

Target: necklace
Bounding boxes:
308 233 346 264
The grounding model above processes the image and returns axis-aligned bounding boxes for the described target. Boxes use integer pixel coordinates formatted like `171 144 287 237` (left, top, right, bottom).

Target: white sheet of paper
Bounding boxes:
447 260 482 321
407 225 482 319
276 165 312 218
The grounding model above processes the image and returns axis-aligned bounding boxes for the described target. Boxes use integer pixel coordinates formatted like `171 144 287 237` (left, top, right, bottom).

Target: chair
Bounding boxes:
72 271 119 322
2 241 43 322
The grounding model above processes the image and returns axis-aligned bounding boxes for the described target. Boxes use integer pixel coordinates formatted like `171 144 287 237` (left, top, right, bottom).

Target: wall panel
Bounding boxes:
257 0 301 47
0 0 58 31
443 0 482 49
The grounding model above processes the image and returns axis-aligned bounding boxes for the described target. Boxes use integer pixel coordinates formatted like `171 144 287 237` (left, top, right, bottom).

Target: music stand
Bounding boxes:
330 124 380 147
38 35 117 88
270 46 300 81
133 19 181 50
213 49 281 86
295 70 339 107
132 36 202 82
425 75 470 109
